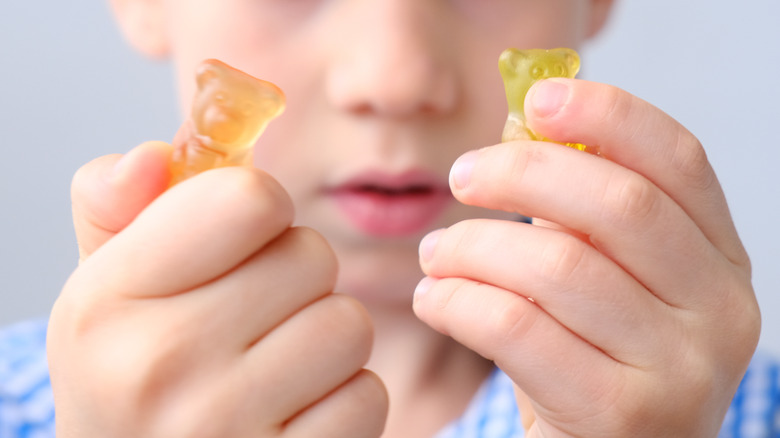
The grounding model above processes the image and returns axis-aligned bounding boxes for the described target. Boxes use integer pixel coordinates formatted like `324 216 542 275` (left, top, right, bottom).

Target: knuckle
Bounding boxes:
462 144 534 207
491 297 540 347
440 221 478 265
601 171 660 227
503 144 533 191
500 144 547 205
216 167 295 228
424 220 483 275
429 278 466 315
274 226 338 271
740 301 762 350
285 226 337 263
59 316 196 426
715 276 762 358
537 234 589 285
280 226 339 286
600 85 636 139
353 369 390 412
319 294 374 357
668 130 717 192
347 370 390 433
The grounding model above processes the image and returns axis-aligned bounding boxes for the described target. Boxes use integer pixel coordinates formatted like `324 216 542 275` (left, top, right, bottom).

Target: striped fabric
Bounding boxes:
1 318 778 438
436 368 523 437
720 352 780 438
0 320 54 438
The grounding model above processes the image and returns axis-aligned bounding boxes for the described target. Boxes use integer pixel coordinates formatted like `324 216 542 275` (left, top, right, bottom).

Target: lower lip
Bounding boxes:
330 189 452 237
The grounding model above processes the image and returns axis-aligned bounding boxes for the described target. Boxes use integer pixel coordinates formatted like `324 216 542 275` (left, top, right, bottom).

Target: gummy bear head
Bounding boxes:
191 59 286 150
498 48 580 116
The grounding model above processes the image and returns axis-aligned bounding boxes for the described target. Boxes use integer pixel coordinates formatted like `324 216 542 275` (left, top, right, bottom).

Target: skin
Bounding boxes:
48 0 760 437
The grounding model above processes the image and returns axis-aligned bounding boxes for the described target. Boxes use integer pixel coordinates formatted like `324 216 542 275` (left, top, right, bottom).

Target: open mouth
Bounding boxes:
328 174 452 237
350 183 435 197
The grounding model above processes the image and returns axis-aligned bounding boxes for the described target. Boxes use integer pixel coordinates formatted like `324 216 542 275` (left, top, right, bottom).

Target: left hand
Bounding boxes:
413 78 760 437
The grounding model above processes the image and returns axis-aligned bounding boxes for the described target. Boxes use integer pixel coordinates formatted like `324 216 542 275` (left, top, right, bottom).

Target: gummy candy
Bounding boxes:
169 59 286 185
498 48 597 154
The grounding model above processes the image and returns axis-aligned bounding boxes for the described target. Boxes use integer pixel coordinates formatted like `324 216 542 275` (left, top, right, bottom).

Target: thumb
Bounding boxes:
72 141 173 262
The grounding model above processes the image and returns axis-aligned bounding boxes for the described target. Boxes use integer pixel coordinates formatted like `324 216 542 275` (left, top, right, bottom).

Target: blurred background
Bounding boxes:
1 1 778 355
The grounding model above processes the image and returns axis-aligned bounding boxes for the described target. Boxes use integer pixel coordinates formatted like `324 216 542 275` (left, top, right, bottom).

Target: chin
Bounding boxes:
333 245 424 310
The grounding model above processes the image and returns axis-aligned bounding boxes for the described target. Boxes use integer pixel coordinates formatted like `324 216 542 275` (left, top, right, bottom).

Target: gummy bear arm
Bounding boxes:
501 113 535 143
503 84 531 116
220 147 252 166
171 120 196 160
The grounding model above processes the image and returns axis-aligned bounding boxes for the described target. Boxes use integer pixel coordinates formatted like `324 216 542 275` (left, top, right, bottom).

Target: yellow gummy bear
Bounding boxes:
169 59 286 185
498 48 597 154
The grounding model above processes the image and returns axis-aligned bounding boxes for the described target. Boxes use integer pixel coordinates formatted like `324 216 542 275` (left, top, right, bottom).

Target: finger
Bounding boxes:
71 141 172 262
418 220 676 366
412 275 623 418
73 166 295 299
183 226 339 350
240 293 375 424
525 78 748 268
284 370 388 438
449 141 742 310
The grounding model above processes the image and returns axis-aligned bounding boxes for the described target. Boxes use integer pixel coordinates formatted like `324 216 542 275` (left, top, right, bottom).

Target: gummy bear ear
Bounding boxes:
109 0 170 59
498 48 530 77
259 84 287 117
558 48 581 74
195 60 223 90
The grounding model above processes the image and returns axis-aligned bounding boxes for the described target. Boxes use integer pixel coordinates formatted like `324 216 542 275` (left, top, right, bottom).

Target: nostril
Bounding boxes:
350 102 375 116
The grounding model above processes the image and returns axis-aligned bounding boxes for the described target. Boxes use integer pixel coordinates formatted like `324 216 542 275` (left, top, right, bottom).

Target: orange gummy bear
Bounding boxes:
169 59 286 185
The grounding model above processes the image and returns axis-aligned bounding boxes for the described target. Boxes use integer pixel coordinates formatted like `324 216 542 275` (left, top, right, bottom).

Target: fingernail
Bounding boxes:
112 153 130 176
419 228 443 262
106 152 132 184
450 150 479 190
414 276 437 298
529 79 569 118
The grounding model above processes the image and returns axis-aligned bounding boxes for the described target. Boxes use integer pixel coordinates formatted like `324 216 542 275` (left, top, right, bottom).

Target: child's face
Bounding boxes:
118 0 611 305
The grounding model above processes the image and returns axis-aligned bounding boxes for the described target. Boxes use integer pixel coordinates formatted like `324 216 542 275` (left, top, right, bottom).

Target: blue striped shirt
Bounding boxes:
0 320 54 438
1 319 778 437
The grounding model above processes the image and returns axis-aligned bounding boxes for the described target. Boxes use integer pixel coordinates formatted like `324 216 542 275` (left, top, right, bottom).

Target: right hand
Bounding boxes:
48 141 388 438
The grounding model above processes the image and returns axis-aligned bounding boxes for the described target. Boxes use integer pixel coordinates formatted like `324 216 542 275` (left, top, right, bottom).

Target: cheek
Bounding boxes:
252 127 300 178
250 110 321 202
459 67 509 146
166 1 308 114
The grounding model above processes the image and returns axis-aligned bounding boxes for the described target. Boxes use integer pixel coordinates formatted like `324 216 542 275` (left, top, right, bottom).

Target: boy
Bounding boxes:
3 0 778 436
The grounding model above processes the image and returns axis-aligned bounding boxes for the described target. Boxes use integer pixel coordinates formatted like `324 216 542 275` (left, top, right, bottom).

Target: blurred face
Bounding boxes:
157 0 605 307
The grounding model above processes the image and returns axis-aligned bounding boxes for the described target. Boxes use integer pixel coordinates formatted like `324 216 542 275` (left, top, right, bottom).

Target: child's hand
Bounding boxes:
48 143 388 438
414 79 760 437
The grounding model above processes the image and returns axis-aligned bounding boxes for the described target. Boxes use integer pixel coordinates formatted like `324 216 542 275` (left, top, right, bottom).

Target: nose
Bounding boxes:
325 0 458 118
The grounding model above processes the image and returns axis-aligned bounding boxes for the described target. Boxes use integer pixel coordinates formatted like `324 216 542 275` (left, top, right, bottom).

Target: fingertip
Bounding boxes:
413 276 438 301
418 228 445 265
110 141 173 188
449 150 480 191
525 79 571 120
182 166 296 232
412 276 440 333
72 141 174 261
105 141 173 227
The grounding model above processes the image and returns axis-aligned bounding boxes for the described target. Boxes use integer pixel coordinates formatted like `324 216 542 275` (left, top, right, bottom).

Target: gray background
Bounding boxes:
1 1 779 356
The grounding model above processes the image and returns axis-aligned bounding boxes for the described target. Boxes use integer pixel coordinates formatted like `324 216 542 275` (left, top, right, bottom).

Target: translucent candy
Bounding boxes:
498 48 597 154
169 59 286 185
